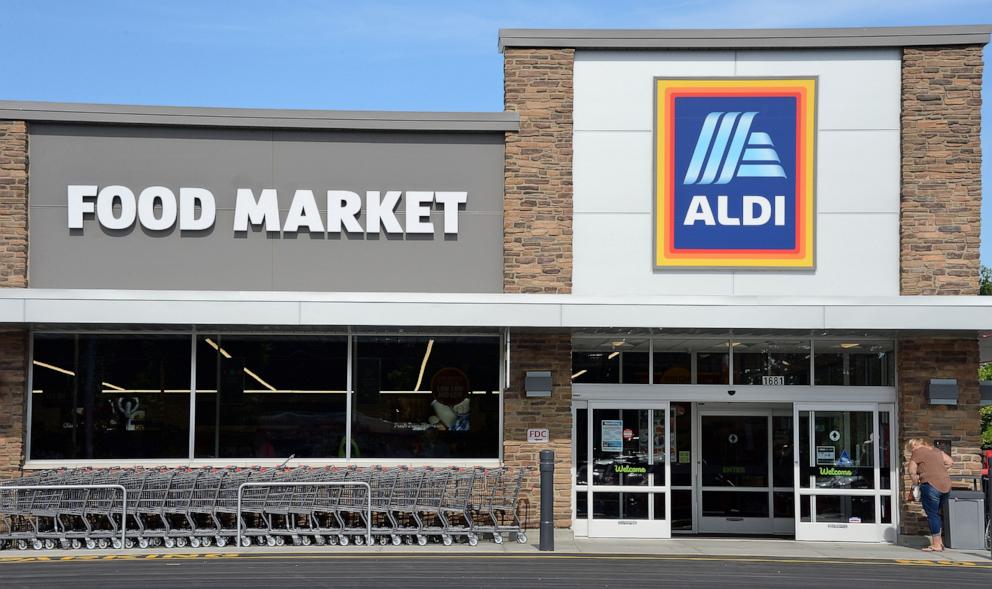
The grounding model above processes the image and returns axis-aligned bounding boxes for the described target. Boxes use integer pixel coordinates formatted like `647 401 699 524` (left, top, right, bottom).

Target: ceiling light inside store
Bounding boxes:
243 367 276 392
414 339 435 392
33 360 75 376
571 369 588 380
612 341 628 348
608 351 620 360
840 343 861 349
204 338 232 359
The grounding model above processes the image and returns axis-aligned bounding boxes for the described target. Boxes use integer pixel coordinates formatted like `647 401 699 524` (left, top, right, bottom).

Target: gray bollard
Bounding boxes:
539 449 555 552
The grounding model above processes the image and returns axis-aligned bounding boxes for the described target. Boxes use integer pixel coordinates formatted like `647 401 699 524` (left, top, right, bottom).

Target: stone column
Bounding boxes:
0 120 27 479
501 332 572 528
898 45 984 536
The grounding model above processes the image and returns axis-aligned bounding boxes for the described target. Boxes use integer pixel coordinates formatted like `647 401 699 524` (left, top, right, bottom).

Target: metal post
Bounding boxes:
539 449 555 551
985 471 991 560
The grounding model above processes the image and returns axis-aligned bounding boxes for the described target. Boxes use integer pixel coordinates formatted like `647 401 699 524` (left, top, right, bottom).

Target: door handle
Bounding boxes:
726 517 744 522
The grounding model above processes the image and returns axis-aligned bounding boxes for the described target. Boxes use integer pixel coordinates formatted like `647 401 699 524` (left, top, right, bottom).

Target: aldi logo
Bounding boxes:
654 78 817 269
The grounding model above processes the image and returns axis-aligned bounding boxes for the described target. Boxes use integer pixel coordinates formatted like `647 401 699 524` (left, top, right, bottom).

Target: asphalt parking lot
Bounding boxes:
0 552 988 589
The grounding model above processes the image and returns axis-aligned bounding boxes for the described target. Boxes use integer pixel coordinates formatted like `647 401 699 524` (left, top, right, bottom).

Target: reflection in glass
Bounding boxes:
194 335 347 459
591 409 651 487
576 408 588 485
670 403 692 487
702 491 769 518
814 495 876 523
593 492 649 519
30 334 191 460
352 336 499 459
800 411 875 490
813 341 894 386
571 338 649 384
671 490 692 530
701 415 768 488
733 339 810 385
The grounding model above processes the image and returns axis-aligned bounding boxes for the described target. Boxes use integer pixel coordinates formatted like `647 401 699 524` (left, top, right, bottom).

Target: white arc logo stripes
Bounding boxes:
683 112 787 185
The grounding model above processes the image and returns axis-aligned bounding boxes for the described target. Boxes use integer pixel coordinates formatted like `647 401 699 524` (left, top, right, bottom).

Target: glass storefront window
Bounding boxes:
571 338 649 384
653 337 729 385
799 410 875 490
352 335 500 459
194 335 348 459
30 334 191 460
813 341 894 386
733 339 810 385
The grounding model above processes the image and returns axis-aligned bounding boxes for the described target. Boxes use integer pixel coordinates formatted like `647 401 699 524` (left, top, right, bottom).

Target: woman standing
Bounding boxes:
906 437 954 552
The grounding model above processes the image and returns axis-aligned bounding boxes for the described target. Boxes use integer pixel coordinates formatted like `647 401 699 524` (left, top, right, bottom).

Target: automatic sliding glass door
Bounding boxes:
585 402 671 538
794 403 897 542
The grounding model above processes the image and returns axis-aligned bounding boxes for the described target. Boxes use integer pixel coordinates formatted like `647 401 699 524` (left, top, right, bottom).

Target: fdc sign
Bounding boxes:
654 78 817 269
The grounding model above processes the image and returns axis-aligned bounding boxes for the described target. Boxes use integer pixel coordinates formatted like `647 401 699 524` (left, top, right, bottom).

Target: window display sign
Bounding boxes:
816 445 836 465
601 419 624 452
653 77 817 269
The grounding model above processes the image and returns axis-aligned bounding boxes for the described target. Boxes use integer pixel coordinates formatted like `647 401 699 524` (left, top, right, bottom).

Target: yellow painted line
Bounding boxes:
0 551 987 568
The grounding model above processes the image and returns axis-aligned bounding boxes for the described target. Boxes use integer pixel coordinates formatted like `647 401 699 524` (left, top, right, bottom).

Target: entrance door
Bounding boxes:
584 402 671 538
696 409 794 535
794 403 897 542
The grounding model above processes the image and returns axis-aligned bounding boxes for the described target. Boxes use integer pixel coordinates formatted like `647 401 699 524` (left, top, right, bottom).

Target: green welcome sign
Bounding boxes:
614 464 647 474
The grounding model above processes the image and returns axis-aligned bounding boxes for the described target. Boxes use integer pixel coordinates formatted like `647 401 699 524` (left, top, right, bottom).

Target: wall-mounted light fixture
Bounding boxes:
525 371 552 398
927 378 959 406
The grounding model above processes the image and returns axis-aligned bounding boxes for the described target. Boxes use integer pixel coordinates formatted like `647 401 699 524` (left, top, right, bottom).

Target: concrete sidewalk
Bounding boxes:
2 530 989 564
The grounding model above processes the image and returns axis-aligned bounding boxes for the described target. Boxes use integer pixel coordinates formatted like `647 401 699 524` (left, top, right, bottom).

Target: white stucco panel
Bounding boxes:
571 47 901 297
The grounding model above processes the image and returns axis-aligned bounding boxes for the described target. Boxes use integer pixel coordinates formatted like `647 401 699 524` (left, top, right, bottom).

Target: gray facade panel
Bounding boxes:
28 123 504 293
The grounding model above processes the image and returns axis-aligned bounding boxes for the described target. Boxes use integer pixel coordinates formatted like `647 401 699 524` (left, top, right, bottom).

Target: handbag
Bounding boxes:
912 484 921 501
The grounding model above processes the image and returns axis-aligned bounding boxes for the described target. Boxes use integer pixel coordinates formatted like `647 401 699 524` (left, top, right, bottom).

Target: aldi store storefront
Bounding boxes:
0 25 990 543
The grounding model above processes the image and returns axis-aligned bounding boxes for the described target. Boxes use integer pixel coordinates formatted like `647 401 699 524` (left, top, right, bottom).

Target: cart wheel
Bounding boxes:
315 535 326 546
301 535 312 546
468 534 478 547
276 536 285 547
32 539 43 551
390 534 400 546
138 538 149 549
515 532 527 544
44 539 56 550
164 537 176 549
176 537 188 549
338 535 348 546
378 535 388 546
265 536 276 547
442 534 452 546
329 535 340 546
85 539 96 550
189 537 201 549
493 533 503 545
112 539 122 550
16 540 28 551
417 534 427 546
201 537 213 548
99 538 110 550
241 537 251 547
125 539 135 549
215 537 226 548
356 535 366 546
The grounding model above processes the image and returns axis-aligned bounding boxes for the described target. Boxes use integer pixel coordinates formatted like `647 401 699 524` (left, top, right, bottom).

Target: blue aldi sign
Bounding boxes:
654 78 817 269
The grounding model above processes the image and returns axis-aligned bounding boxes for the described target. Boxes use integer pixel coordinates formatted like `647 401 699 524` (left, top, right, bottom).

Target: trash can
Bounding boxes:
940 490 986 549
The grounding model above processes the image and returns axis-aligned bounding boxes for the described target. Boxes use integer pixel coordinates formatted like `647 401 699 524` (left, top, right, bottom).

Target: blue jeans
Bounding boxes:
920 483 948 536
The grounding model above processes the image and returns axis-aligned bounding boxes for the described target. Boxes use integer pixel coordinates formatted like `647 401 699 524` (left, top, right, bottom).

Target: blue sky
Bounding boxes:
3 0 990 264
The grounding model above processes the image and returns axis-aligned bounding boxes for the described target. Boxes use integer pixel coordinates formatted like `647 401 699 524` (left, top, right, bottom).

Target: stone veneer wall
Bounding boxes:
898 338 983 536
501 332 572 528
0 121 27 479
503 48 574 294
502 47 575 528
898 45 984 537
901 46 983 295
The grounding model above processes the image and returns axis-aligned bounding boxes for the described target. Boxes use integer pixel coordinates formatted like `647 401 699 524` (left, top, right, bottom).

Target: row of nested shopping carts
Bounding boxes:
0 465 527 551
